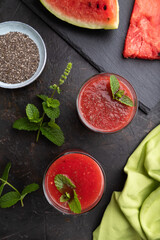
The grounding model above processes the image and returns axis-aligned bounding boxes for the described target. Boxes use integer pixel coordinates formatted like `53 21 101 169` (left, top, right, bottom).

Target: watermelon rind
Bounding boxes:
40 0 119 30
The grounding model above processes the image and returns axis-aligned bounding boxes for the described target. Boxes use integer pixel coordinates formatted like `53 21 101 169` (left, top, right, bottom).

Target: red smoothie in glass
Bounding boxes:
43 151 105 214
77 73 137 133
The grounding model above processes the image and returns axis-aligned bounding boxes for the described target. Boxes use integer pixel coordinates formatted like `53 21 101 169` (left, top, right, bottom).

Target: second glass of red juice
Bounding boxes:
77 73 137 133
43 150 106 215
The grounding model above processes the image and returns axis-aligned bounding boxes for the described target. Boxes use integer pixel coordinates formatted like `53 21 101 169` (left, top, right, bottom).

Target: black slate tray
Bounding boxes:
22 0 160 113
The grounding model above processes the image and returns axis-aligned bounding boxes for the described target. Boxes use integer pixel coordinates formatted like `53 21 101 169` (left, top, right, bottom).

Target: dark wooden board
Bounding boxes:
21 0 160 114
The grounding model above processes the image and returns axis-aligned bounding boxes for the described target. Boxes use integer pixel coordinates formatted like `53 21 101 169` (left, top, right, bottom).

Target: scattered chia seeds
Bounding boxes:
0 32 40 84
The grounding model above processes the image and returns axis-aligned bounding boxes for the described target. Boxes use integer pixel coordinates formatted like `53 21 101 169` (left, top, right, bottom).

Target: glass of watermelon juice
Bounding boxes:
77 73 137 133
43 150 106 215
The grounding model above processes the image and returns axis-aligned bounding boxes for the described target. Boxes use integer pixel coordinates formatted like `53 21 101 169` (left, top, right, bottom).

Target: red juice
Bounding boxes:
77 73 137 133
43 151 105 214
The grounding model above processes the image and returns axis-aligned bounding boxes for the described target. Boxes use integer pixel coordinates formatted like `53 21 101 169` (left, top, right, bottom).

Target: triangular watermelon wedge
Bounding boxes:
40 0 119 29
123 0 160 60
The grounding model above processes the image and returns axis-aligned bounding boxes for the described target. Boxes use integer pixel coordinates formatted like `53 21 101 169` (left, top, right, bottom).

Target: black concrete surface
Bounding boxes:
0 1 160 239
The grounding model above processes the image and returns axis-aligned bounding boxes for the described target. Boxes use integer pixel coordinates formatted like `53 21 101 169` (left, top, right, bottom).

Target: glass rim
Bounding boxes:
76 72 138 133
43 150 106 215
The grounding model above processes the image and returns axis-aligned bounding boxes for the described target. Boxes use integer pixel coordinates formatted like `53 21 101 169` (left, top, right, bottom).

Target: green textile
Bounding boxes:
93 125 160 240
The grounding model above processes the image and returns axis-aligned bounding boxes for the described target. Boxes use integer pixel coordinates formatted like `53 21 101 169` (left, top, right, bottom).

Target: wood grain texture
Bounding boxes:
0 1 160 239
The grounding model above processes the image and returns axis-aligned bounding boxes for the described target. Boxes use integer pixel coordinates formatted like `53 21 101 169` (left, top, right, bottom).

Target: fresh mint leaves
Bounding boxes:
40 123 64 147
54 174 81 214
118 95 133 106
0 163 11 196
0 191 21 208
46 98 60 108
110 75 133 107
68 189 82 214
60 192 71 202
26 104 42 123
110 75 120 98
54 174 76 192
0 163 39 208
13 63 72 146
13 117 39 131
42 102 60 119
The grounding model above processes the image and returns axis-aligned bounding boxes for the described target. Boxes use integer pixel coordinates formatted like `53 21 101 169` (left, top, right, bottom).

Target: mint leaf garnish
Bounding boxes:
118 95 133 107
54 174 81 214
37 94 48 102
0 163 39 208
1 163 11 181
46 98 60 108
110 75 133 107
13 62 72 146
115 90 124 98
0 162 11 196
54 174 75 191
40 124 64 146
110 75 120 98
60 192 71 202
21 183 39 198
48 120 60 130
68 189 81 214
42 102 60 119
26 104 40 122
13 118 39 131
0 191 21 208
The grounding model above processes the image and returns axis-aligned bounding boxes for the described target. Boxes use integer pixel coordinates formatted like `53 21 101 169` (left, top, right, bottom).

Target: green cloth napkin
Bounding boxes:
93 125 160 240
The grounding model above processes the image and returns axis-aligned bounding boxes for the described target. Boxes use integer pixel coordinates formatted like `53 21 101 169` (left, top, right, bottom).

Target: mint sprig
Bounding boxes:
54 174 81 214
60 192 70 202
110 75 133 107
0 191 21 208
68 189 81 214
0 163 11 196
26 104 41 123
54 174 76 191
40 123 64 146
110 75 120 98
13 117 39 131
118 95 134 106
13 62 72 146
0 163 39 208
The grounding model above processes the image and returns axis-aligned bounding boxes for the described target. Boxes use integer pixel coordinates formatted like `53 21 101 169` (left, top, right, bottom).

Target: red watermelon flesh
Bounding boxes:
40 0 119 29
123 0 160 59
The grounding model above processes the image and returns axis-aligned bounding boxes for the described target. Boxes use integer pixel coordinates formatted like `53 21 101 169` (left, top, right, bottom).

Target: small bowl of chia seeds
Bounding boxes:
0 21 47 89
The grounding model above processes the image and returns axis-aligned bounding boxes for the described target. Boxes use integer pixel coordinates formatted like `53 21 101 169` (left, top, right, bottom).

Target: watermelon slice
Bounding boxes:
40 0 119 29
123 0 160 60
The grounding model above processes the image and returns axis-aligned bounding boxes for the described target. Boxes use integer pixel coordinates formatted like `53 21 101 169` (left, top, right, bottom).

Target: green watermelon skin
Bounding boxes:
40 0 119 29
123 0 160 59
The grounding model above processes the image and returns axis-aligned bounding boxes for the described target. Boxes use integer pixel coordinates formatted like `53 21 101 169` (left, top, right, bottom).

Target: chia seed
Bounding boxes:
0 32 40 84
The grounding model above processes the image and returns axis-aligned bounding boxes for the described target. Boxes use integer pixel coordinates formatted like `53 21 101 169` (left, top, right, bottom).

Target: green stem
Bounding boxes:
0 178 19 193
0 178 24 207
51 88 57 98
36 88 57 142
36 112 45 142
20 198 24 207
